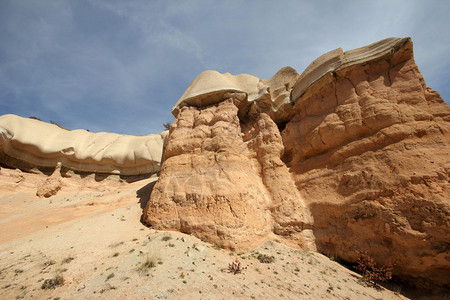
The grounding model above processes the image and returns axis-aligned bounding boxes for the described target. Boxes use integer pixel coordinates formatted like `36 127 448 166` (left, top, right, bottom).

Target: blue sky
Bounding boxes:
1 0 449 135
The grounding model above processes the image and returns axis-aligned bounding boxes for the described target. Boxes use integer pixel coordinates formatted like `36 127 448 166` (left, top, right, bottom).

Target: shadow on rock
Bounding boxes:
137 180 157 227
136 180 157 210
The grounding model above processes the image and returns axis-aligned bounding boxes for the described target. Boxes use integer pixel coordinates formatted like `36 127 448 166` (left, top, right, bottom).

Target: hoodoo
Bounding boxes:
144 37 450 288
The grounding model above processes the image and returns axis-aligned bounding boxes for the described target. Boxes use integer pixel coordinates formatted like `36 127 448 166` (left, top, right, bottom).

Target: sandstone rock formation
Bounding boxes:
145 99 315 251
290 37 412 102
172 66 300 124
0 36 448 290
36 162 62 198
282 37 450 288
145 37 450 289
0 114 168 176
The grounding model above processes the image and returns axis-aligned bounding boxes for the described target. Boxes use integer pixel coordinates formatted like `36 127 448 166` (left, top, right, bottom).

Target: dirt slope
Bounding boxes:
0 168 413 300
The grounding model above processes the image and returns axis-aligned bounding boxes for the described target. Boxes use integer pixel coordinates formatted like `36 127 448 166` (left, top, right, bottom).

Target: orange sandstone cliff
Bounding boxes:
283 38 450 288
143 37 450 288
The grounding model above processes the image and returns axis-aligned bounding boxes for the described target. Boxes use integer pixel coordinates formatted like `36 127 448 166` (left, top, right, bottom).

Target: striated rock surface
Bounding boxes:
290 37 411 102
146 37 450 289
144 98 315 251
0 114 169 176
172 66 299 124
282 38 450 288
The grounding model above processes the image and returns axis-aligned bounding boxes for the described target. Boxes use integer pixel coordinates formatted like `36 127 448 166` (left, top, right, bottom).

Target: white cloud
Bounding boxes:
1 0 448 136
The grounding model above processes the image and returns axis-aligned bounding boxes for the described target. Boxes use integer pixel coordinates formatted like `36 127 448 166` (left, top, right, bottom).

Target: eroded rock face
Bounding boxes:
290 37 411 102
146 37 449 289
143 98 314 251
0 114 168 176
283 39 450 288
36 163 62 198
172 67 299 124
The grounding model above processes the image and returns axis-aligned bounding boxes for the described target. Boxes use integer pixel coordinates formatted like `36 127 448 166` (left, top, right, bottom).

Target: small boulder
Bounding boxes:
36 163 62 198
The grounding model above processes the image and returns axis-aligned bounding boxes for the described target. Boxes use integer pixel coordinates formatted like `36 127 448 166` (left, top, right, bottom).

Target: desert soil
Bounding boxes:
0 168 412 299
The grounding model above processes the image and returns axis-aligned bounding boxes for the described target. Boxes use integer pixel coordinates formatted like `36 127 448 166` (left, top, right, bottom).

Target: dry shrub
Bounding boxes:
41 273 64 289
137 251 161 275
355 251 393 286
257 254 275 263
228 261 246 274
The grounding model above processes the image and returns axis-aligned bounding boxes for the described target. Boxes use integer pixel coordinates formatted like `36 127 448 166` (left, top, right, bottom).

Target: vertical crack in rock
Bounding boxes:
242 113 316 250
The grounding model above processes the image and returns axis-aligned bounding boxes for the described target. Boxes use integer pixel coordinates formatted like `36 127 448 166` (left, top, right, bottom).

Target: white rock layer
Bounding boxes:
0 114 168 175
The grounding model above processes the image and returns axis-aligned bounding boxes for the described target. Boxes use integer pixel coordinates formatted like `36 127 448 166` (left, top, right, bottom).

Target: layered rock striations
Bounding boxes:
0 114 168 176
172 66 300 124
144 98 315 250
282 38 450 288
145 37 450 288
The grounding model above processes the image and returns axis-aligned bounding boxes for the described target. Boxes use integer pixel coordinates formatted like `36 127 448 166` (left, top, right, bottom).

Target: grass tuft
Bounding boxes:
161 235 172 241
137 253 161 275
61 256 74 264
257 254 275 263
41 273 64 289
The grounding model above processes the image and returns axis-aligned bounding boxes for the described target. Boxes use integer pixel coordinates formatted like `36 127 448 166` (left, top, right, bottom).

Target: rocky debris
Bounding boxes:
146 37 450 289
36 163 63 198
0 167 25 185
36 177 61 198
0 114 169 176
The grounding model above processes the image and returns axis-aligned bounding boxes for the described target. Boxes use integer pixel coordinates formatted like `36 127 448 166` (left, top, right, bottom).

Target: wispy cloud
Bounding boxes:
0 0 448 135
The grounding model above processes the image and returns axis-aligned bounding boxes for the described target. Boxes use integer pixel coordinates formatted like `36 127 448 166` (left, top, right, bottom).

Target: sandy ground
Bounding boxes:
0 167 415 299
